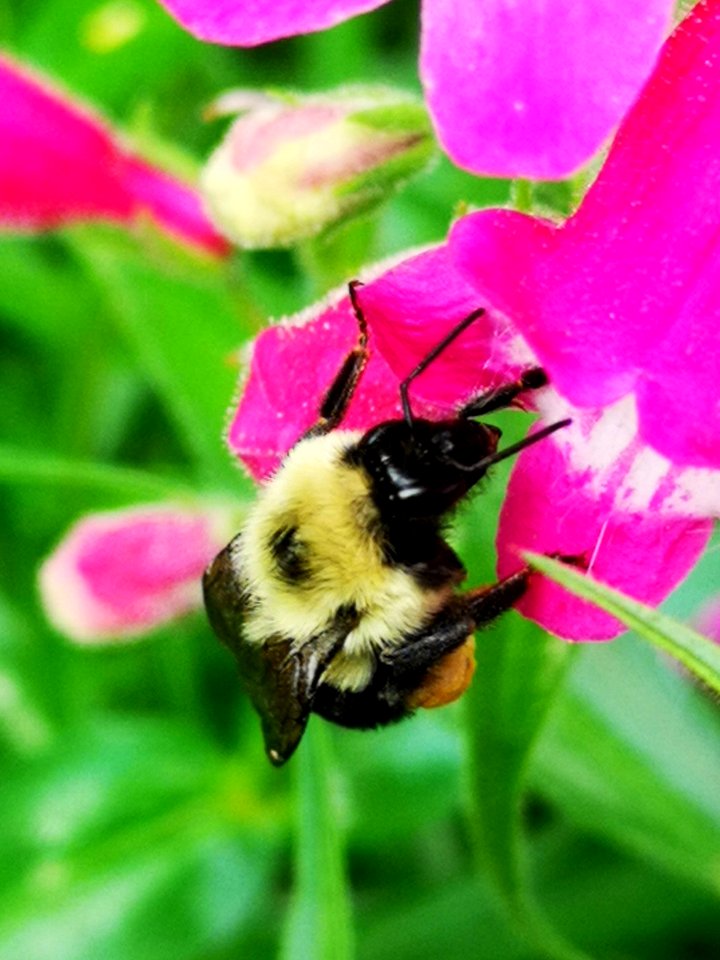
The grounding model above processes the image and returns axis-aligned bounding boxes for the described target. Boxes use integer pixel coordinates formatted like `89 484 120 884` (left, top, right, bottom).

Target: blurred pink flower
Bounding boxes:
39 504 236 642
228 3 720 641
694 598 720 644
156 0 674 179
0 54 228 256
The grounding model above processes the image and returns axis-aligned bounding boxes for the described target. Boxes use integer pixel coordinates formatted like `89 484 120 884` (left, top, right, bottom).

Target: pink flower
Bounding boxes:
155 0 675 179
39 504 236 642
450 0 720 471
0 54 228 256
228 248 715 641
228 2 720 641
437 0 720 637
227 259 451 480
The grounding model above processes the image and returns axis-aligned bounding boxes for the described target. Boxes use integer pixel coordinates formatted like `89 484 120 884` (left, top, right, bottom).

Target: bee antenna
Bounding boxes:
474 418 571 471
399 307 485 428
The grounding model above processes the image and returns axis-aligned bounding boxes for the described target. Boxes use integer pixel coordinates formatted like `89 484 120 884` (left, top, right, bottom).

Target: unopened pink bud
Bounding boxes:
201 88 434 248
39 503 237 642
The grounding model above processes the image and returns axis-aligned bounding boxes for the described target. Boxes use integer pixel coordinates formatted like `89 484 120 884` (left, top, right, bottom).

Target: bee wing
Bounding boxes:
202 538 345 766
251 635 322 766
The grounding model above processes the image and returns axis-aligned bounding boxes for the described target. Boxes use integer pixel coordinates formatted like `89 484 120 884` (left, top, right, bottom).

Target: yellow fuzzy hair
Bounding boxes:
237 431 452 691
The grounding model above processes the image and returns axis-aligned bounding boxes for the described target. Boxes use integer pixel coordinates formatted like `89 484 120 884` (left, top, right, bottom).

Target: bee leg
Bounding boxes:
302 281 370 439
466 568 531 625
460 367 547 418
379 605 477 711
379 603 475 672
313 606 476 725
467 553 587 626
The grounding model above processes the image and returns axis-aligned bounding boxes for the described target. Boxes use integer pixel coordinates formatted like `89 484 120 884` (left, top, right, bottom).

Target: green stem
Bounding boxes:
462 620 593 960
510 179 534 213
280 722 354 960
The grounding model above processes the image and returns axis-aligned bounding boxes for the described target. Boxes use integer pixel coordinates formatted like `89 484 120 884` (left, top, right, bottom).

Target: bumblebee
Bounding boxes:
204 283 570 765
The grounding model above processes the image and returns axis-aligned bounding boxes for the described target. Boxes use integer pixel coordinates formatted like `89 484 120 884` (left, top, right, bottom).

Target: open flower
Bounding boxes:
156 0 674 179
443 0 720 635
39 503 238 642
227 1 720 641
450 0 720 471
227 246 716 642
0 54 227 256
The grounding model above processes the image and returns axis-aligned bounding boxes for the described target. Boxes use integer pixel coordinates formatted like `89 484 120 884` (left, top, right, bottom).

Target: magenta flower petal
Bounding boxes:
0 56 131 227
356 246 534 409
122 158 229 256
420 0 672 178
39 505 232 642
229 246 541 481
0 55 227 256
634 282 720 467
497 420 714 641
450 209 644 407
451 0 720 467
156 0 390 45
228 290 410 480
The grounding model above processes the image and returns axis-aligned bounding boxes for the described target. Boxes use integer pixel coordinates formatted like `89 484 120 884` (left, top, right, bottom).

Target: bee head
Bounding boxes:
355 417 501 522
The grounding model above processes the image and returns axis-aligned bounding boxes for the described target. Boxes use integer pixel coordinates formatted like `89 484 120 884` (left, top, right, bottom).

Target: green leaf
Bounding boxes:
533 637 720 895
281 721 354 960
359 834 720 960
66 228 249 492
0 445 192 499
525 552 720 695
0 717 279 960
0 238 98 344
463 616 589 960
0 596 54 756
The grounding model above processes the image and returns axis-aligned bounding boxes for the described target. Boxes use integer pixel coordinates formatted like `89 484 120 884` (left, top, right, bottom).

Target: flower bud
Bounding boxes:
200 87 435 248
39 503 239 643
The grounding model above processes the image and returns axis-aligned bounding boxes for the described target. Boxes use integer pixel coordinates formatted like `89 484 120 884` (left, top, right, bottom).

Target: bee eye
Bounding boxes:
430 431 456 457
269 525 309 582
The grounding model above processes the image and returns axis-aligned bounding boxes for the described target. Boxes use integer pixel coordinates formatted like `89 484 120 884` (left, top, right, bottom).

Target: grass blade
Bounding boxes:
0 446 192 499
525 553 720 695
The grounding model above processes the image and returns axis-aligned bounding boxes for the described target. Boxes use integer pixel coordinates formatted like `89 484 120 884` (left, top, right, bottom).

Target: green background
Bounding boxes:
1 1 719 958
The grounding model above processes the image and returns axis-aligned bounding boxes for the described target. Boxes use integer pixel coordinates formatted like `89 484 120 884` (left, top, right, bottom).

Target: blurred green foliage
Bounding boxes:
1 1 719 958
